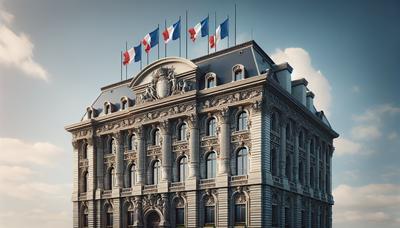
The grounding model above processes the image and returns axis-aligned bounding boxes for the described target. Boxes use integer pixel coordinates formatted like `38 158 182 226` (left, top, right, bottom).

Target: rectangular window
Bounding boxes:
272 204 279 227
285 207 290 228
83 214 88 227
127 211 134 225
234 204 246 224
176 208 185 225
301 210 306 228
205 206 215 224
106 213 113 227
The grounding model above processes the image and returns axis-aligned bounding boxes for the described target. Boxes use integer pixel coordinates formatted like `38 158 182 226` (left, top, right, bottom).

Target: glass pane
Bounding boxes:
235 204 246 223
128 211 134 225
272 205 278 226
205 206 215 224
176 208 184 225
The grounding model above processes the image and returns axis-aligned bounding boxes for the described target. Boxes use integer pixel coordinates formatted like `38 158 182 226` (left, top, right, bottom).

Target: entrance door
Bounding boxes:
146 211 161 228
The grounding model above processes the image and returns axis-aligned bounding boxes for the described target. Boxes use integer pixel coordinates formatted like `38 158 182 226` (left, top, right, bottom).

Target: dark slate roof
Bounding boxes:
193 41 273 89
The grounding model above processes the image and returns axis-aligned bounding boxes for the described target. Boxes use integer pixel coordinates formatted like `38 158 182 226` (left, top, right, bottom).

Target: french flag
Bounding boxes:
142 28 159 53
163 20 181 44
123 44 141 65
210 18 229 48
188 17 209 42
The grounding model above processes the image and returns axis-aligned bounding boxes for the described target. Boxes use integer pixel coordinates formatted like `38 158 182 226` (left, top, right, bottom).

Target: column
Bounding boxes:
114 131 124 188
217 188 229 227
218 108 230 175
294 127 300 183
316 142 320 193
160 120 172 182
328 147 333 195
306 136 311 187
113 198 121 228
188 115 199 179
87 137 97 227
133 196 143 227
280 119 287 178
187 191 198 227
96 137 104 190
72 140 79 201
322 145 327 194
135 127 145 185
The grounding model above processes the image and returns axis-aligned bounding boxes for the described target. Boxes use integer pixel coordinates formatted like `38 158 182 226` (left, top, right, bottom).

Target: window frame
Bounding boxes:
206 152 217 179
236 147 248 176
237 111 248 131
206 117 217 137
152 160 161 185
178 156 188 182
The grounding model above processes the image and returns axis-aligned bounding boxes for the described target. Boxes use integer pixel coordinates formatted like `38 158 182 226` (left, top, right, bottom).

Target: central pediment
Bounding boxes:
129 57 198 87
130 57 198 104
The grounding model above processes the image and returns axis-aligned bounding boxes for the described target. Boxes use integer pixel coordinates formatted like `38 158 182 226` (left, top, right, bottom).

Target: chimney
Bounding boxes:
306 91 315 111
291 78 308 106
273 62 293 93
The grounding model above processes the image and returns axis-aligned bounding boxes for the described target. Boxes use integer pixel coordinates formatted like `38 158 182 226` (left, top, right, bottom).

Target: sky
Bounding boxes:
0 0 399 227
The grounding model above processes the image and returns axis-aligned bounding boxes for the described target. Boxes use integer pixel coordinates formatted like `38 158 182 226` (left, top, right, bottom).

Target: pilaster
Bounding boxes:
160 120 172 183
217 108 230 187
114 131 124 189
72 140 79 201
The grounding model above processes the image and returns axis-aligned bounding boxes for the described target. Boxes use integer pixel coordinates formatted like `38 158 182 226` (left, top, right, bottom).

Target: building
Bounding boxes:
65 41 339 228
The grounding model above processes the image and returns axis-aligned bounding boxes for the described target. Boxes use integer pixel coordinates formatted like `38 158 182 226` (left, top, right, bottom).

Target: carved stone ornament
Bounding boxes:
140 66 194 102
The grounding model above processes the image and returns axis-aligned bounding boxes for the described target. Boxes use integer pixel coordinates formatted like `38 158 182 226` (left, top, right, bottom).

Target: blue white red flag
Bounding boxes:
123 44 141 65
188 17 209 42
163 20 181 44
210 18 229 48
142 28 159 53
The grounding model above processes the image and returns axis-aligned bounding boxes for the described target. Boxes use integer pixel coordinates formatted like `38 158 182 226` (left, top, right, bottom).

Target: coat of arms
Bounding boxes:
140 66 193 102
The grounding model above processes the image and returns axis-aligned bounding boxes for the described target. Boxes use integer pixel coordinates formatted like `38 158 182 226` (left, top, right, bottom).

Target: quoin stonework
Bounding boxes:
65 41 339 228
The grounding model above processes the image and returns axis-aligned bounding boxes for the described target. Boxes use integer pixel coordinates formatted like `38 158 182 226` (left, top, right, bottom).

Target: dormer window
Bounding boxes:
232 64 245 81
120 97 129 110
86 107 95 119
104 102 112 115
205 72 217 89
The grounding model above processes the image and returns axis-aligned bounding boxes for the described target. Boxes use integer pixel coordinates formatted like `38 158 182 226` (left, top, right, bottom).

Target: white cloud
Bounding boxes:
0 137 63 166
0 137 71 228
0 8 48 81
351 125 382 140
333 184 400 226
352 85 360 93
271 47 332 115
388 131 398 140
353 104 400 123
334 137 362 156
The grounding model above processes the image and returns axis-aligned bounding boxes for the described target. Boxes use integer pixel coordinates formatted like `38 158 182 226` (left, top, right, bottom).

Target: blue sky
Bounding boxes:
0 0 399 227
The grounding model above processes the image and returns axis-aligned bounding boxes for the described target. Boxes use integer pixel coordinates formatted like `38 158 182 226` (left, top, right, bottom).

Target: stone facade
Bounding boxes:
66 41 338 228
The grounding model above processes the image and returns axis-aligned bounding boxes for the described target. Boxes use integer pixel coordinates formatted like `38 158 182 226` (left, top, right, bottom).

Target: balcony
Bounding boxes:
121 188 132 196
103 190 112 198
199 178 216 189
272 176 283 187
143 184 158 194
170 182 185 192
230 175 248 186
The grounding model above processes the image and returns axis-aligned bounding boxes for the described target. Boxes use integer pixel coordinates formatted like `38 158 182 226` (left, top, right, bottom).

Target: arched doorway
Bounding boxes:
146 210 161 228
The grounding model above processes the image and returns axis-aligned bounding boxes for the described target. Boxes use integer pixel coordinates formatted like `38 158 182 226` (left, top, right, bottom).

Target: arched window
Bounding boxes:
286 123 291 140
107 168 115 190
271 112 279 132
121 97 128 110
106 205 113 228
128 164 136 187
110 138 117 154
205 72 217 89
82 172 88 193
204 196 215 225
285 155 291 180
272 195 279 227
207 77 216 88
233 64 245 81
104 102 112 115
271 148 278 176
82 143 88 159
206 152 216 179
179 157 188 182
127 203 134 226
87 108 93 119
82 206 89 228
178 123 187 141
236 148 248 176
237 111 248 131
234 193 246 225
129 134 136 150
152 161 161 185
207 118 216 137
175 198 185 227
299 161 304 185
299 131 304 148
153 129 160 146
310 167 315 188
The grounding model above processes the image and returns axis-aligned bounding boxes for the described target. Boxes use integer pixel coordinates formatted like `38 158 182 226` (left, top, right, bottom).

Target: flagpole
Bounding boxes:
125 42 128 80
120 50 123 81
158 24 160 60
179 16 182 57
235 3 237 45
147 53 149 65
227 15 229 48
164 19 167 57
185 10 188 59
207 13 210 55
214 11 217 52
